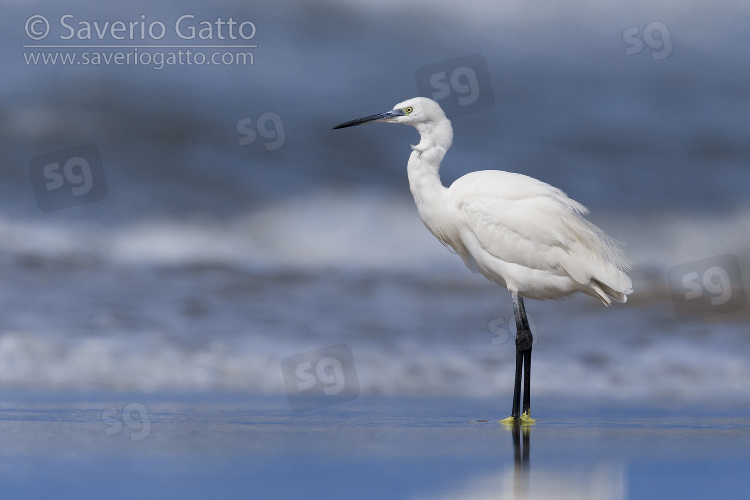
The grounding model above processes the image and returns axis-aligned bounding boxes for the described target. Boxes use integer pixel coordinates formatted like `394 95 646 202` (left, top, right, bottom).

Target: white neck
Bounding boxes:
407 117 453 231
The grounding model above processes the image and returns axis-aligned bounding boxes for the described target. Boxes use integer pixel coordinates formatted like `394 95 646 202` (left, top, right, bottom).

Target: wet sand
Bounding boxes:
0 393 748 499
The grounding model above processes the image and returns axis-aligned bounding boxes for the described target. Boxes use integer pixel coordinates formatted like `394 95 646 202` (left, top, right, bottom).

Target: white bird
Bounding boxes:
333 97 632 423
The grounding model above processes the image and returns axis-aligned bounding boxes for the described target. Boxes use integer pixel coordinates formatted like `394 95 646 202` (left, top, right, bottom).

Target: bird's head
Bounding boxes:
332 97 447 130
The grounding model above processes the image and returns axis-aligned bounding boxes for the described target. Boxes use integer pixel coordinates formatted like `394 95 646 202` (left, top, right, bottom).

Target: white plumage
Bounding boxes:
393 97 632 305
334 96 632 420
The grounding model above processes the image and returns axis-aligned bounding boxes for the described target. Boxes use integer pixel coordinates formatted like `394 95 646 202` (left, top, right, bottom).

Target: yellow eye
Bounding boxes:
403 106 413 114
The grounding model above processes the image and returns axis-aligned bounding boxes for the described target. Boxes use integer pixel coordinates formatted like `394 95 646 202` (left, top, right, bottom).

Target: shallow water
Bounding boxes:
1 393 749 499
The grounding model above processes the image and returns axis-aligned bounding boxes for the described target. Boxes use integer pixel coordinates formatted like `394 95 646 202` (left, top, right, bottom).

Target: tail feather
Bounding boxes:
591 277 631 306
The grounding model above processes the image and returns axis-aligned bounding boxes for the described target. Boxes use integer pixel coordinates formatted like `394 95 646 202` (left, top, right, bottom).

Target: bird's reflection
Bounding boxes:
507 421 531 499
429 421 624 499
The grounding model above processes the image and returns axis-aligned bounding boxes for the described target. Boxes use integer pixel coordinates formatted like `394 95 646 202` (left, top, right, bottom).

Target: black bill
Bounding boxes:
332 109 404 129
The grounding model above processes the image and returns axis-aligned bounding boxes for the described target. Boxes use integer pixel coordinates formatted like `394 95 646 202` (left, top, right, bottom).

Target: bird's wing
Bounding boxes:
449 171 631 291
451 172 576 272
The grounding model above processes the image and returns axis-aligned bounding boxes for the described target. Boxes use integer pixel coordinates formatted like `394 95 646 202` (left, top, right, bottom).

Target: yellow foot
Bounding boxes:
499 411 536 426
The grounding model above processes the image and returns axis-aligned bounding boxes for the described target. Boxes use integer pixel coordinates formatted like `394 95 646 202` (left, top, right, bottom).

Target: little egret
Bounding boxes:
333 97 632 423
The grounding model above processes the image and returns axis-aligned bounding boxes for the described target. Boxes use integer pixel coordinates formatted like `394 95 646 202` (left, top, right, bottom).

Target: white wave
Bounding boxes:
0 192 462 272
0 331 286 393
1 315 748 401
3 194 750 275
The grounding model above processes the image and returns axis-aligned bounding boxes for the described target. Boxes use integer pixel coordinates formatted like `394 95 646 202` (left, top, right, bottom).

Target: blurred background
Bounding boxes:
1 0 749 406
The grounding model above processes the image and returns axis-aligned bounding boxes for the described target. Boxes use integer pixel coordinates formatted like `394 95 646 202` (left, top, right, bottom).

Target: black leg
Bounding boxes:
510 340 523 419
505 293 534 423
522 341 532 416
